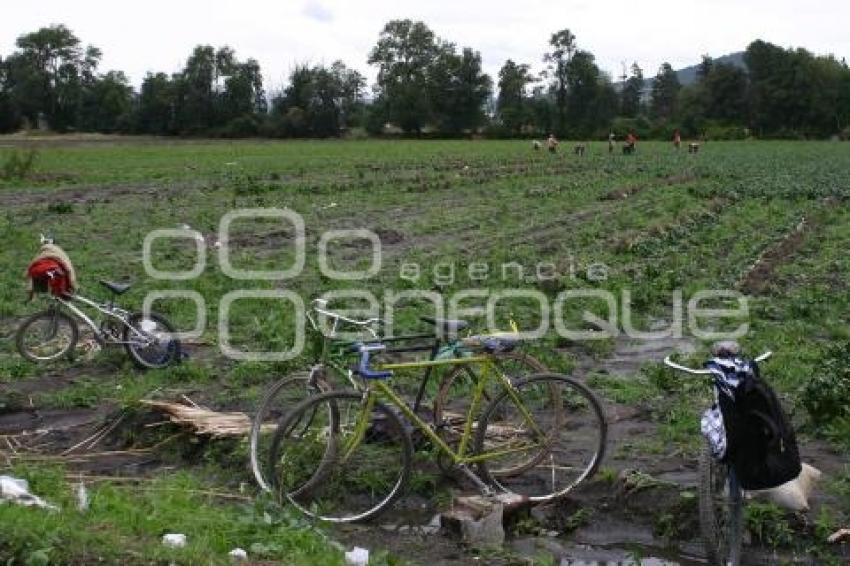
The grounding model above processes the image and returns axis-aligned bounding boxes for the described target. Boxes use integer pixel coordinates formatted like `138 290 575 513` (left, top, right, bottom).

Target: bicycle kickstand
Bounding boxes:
457 464 495 497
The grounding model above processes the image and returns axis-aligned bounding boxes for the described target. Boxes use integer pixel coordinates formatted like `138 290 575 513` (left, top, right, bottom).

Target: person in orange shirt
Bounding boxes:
673 128 682 149
624 131 637 153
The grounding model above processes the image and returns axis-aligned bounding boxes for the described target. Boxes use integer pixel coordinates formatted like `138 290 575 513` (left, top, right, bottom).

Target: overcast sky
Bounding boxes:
2 0 848 92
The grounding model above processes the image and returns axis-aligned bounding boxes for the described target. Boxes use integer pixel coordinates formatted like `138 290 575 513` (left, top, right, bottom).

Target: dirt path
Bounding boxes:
0 180 208 208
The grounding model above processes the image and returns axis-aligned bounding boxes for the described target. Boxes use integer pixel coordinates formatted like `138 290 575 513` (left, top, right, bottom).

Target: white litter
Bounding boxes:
228 548 247 560
828 528 850 544
162 533 187 548
76 481 89 512
139 319 158 333
746 463 822 512
0 475 58 511
344 546 369 566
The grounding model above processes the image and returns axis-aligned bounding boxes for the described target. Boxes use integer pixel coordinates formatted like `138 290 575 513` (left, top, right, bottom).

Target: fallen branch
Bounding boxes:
141 400 263 438
62 411 127 455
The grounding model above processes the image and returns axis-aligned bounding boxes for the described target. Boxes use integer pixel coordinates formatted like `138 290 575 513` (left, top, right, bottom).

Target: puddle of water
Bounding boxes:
511 536 704 566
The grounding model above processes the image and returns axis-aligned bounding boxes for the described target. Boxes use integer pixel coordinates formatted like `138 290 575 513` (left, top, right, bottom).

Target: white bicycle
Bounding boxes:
16 280 181 370
664 345 772 566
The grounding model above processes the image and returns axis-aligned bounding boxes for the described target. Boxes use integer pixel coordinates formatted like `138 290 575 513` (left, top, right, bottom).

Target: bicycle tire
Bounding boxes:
123 312 181 369
250 369 330 492
267 390 413 523
16 309 79 362
699 443 744 565
475 373 607 501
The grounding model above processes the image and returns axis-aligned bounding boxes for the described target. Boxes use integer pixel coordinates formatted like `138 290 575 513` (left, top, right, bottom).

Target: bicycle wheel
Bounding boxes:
250 368 330 492
16 309 79 362
475 373 606 501
268 390 413 523
433 351 547 437
123 312 181 369
699 444 743 566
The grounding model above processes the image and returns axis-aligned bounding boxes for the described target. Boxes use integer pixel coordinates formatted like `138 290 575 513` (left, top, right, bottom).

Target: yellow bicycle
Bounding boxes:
267 336 607 522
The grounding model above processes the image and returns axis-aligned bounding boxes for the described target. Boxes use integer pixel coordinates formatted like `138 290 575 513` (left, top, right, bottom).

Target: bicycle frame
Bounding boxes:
346 355 547 467
52 294 148 346
304 307 460 412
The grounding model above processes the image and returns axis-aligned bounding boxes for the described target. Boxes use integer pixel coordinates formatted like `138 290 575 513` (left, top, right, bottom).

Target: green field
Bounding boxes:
1 138 849 564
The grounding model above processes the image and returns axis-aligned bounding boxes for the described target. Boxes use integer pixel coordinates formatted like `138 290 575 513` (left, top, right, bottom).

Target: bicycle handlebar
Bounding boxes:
309 298 382 338
663 351 772 375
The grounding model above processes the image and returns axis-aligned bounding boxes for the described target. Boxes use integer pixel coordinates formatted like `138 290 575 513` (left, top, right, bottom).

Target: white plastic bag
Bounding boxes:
344 547 369 566
700 404 727 460
746 463 821 512
0 475 59 511
162 533 187 548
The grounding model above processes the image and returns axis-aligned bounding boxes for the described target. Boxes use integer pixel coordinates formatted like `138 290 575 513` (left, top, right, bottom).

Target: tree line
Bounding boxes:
1 22 849 139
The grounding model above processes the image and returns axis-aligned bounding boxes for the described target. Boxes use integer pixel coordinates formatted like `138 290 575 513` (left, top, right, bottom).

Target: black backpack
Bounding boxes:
711 359 802 490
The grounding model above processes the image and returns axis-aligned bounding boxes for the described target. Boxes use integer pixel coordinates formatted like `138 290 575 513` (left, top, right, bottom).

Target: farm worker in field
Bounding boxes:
626 131 637 150
546 133 559 153
608 131 615 153
673 129 682 149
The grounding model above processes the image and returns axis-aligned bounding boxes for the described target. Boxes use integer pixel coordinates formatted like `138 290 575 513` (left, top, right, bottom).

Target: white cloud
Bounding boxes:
1 0 847 90
302 1 334 24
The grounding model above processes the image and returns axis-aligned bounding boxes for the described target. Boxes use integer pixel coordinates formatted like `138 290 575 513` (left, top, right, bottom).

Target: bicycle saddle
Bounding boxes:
419 316 469 335
463 335 518 353
99 280 132 295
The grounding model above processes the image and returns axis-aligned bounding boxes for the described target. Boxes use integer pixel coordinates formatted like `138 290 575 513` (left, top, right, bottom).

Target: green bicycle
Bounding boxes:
267 336 607 522
250 299 547 492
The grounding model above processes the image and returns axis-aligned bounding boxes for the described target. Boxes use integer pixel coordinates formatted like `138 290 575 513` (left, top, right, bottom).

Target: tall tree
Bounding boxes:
702 62 749 123
497 60 534 135
650 62 680 120
564 50 601 136
222 59 266 121
0 56 23 132
136 72 177 134
78 70 133 132
9 24 100 130
528 84 555 136
368 19 441 133
428 47 492 134
620 62 644 117
270 62 365 137
166 45 266 133
544 29 577 135
330 60 366 128
180 45 216 132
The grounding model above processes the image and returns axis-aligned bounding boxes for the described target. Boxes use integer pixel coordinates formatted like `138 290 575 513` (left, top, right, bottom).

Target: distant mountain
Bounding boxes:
674 52 746 86
616 52 747 98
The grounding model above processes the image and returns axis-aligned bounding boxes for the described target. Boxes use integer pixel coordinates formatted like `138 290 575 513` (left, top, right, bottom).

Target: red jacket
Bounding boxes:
27 258 73 296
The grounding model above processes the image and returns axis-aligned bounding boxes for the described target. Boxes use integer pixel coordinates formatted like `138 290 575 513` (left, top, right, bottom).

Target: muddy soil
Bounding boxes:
0 179 209 208
1 327 847 564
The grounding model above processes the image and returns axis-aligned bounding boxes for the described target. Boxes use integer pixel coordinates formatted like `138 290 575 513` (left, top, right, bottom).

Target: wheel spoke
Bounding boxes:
476 374 606 500
269 391 412 523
